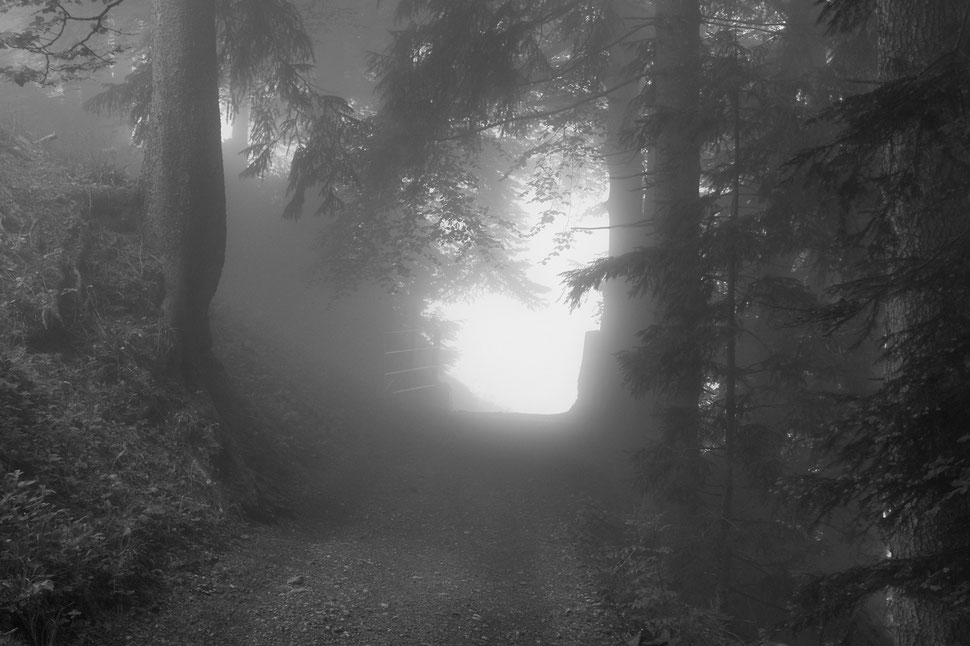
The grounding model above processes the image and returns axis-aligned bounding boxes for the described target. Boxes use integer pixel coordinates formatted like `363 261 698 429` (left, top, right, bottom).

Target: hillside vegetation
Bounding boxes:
0 127 340 645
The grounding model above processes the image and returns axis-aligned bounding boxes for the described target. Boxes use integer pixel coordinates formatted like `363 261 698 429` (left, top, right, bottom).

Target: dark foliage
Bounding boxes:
783 47 970 628
0 130 228 642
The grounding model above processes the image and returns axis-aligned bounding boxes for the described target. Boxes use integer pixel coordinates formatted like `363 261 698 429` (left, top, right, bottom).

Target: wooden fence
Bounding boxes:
382 326 443 396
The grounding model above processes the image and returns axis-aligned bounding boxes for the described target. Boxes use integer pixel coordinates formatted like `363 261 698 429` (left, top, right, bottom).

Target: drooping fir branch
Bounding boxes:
84 57 152 143
218 0 362 217
777 4 970 635
81 0 363 217
562 247 660 308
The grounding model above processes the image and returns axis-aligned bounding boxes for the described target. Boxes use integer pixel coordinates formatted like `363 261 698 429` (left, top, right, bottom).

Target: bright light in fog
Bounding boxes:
442 202 608 414
444 295 599 414
221 116 234 142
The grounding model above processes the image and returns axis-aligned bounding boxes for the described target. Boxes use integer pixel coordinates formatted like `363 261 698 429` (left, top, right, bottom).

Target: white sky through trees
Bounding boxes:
442 204 607 414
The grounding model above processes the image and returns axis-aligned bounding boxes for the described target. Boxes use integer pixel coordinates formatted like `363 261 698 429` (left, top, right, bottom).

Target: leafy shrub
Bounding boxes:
0 378 226 643
0 350 226 644
580 508 745 646
0 126 335 644
0 470 130 644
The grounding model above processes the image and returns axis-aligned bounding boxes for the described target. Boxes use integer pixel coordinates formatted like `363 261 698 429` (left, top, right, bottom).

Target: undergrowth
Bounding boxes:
0 129 343 646
578 503 749 646
0 351 227 642
0 126 334 644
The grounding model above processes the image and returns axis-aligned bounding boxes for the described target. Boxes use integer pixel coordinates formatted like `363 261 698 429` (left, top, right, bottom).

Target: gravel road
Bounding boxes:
93 408 633 646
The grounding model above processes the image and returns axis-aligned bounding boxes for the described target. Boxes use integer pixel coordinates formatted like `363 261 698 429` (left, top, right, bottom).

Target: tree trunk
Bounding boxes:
653 0 703 500
574 0 656 451
144 0 227 378
716 81 742 618
651 0 705 600
877 1 970 643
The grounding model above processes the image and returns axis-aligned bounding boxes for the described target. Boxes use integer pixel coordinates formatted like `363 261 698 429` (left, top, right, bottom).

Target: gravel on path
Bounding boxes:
93 408 633 646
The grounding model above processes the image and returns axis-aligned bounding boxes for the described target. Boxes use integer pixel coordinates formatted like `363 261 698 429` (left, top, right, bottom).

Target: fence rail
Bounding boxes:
382 327 443 396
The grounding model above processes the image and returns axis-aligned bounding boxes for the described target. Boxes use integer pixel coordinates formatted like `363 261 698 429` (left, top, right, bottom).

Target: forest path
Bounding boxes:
100 407 633 646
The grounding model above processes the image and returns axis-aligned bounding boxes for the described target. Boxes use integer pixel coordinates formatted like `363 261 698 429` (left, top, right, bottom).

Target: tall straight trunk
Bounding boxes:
573 0 656 455
601 36 647 345
876 2 970 643
649 0 705 603
716 83 742 616
144 0 227 378
652 0 703 510
577 0 655 445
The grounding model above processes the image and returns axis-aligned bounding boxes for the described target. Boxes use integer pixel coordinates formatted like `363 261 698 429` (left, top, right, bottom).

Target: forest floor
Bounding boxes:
89 405 636 646
0 124 642 646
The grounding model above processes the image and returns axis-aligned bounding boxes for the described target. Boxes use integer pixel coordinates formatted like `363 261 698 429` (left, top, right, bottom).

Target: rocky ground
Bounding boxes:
87 408 637 646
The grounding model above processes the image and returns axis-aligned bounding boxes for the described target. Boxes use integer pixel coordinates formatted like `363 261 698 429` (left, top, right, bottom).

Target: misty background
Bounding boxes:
0 0 605 414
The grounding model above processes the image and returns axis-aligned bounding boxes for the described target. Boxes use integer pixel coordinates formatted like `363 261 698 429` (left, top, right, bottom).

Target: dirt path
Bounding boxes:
97 408 633 646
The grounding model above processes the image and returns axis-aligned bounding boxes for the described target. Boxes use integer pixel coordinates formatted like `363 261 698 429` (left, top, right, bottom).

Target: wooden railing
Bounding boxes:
382 326 443 396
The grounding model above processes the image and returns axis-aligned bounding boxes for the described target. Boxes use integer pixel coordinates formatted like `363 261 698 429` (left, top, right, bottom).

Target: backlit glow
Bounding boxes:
443 295 598 414
221 115 234 142
442 210 607 414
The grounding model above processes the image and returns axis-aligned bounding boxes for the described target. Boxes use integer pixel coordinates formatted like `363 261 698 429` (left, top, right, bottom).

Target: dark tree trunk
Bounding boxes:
600 45 647 353
649 0 705 601
652 0 703 502
716 82 741 617
877 1 970 643
144 0 227 378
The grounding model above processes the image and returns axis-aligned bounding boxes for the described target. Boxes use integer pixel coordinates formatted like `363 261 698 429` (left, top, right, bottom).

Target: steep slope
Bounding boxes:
0 127 338 645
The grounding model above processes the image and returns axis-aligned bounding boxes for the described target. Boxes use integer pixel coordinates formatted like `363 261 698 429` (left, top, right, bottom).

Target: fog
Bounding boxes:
3 2 928 642
208 2 606 416
0 2 603 416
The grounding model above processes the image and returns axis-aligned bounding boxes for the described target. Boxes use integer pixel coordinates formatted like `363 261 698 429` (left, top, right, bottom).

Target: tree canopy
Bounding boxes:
364 0 970 642
4 0 970 642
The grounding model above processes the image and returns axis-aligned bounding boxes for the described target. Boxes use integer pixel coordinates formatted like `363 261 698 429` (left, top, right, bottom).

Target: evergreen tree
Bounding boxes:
647 0 705 534
564 2 890 639
786 1 970 642
361 0 668 446
583 0 655 447
12 0 360 375
141 0 226 377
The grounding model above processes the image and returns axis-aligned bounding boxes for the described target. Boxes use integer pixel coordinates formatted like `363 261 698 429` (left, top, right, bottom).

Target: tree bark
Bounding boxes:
574 0 656 449
653 0 703 495
877 1 970 643
144 0 227 378
651 0 705 601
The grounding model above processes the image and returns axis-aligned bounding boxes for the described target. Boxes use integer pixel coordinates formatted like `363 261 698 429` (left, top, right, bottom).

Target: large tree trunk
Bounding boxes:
650 0 705 600
574 0 656 454
144 0 227 378
652 0 703 502
877 2 970 643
